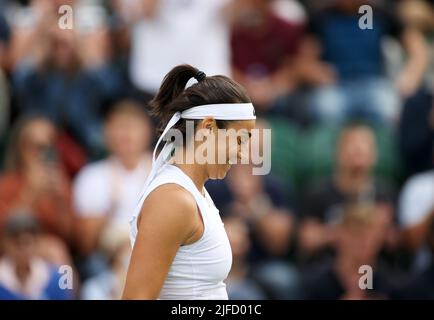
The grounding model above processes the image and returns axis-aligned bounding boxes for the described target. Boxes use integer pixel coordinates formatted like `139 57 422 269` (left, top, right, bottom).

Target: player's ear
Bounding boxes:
199 117 218 132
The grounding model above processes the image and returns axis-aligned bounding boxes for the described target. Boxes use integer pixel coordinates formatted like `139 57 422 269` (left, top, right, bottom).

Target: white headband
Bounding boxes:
181 103 256 120
152 102 256 162
134 102 255 211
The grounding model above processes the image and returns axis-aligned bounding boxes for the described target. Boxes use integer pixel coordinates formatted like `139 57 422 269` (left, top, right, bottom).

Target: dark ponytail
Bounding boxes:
150 65 200 121
149 64 251 138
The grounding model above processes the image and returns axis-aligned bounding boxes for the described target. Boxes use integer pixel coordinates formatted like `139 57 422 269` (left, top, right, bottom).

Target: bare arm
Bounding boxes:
401 211 434 251
254 208 294 256
298 218 336 255
293 35 337 86
122 184 200 299
396 27 429 97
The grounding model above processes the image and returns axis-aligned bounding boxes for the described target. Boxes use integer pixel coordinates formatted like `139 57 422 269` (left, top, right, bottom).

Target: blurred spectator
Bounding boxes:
224 216 266 300
206 173 291 214
302 204 395 299
299 123 396 264
397 0 434 92
7 0 74 71
397 0 434 176
229 0 306 114
398 169 434 272
10 1 124 157
0 68 9 141
73 100 152 273
0 11 10 70
80 224 130 300
0 12 10 138
393 216 434 299
398 90 434 176
208 164 299 299
0 115 74 248
129 0 232 97
225 164 294 259
0 212 73 300
301 0 428 126
271 0 307 25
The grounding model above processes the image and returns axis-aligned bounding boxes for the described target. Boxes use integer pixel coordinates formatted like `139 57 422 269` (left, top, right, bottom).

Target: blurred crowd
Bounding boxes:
0 0 433 300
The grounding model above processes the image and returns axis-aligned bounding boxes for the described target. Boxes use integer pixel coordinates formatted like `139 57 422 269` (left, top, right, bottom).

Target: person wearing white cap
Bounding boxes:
399 170 434 255
122 64 256 300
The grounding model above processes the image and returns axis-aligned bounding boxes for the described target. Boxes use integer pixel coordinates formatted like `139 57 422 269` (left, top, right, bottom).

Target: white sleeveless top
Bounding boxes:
130 164 233 300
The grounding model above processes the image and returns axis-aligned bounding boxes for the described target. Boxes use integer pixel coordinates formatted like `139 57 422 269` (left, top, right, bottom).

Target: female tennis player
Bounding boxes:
122 65 256 299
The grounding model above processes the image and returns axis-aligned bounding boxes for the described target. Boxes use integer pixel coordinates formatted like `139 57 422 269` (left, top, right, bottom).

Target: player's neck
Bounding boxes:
174 163 208 195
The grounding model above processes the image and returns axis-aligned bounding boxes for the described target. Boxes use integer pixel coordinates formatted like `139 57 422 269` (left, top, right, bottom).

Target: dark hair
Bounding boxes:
4 210 40 237
150 64 251 140
340 120 373 132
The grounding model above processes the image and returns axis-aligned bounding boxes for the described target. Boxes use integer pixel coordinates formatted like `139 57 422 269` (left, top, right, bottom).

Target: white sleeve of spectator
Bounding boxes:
208 0 231 12
399 173 434 228
73 164 111 217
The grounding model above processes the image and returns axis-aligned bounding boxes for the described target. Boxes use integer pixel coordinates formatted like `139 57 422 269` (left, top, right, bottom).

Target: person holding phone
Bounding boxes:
0 115 74 265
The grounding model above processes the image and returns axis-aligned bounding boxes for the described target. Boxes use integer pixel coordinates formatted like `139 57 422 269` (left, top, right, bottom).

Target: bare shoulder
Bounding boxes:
137 183 199 244
124 184 201 299
143 183 198 216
